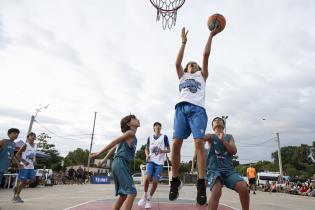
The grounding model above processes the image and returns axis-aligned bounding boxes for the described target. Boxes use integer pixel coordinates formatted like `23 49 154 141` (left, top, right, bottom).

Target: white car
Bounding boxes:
132 173 142 183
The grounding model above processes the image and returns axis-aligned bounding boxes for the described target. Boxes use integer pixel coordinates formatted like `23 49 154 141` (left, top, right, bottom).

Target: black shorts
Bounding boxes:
249 178 256 185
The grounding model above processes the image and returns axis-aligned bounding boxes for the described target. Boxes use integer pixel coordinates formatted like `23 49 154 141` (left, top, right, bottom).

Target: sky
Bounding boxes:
0 0 314 164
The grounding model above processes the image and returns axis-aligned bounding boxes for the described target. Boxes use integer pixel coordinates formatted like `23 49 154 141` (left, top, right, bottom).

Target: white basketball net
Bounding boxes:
150 0 185 29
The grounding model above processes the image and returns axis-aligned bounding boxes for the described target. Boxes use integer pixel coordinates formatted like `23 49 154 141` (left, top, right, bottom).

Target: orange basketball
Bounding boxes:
207 14 226 33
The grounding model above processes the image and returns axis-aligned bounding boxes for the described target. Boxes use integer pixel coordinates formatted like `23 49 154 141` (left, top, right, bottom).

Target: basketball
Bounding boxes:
208 13 226 33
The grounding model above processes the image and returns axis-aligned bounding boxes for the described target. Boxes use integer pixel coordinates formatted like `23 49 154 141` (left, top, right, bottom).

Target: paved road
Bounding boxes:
0 184 314 210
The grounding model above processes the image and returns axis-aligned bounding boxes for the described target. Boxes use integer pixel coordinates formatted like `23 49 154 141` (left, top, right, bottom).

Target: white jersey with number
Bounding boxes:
21 142 36 169
177 71 205 108
148 134 167 165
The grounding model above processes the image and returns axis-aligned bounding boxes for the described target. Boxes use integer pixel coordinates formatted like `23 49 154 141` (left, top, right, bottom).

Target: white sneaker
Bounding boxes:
145 198 151 209
138 195 146 206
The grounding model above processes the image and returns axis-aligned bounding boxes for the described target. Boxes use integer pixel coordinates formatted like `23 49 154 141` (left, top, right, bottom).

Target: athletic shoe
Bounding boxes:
12 195 24 203
169 177 182 201
196 179 207 205
145 198 152 209
138 195 146 206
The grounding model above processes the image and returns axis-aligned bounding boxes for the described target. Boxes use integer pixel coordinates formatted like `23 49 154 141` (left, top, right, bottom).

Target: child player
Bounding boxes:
169 26 219 205
138 122 170 209
205 117 249 210
90 114 140 210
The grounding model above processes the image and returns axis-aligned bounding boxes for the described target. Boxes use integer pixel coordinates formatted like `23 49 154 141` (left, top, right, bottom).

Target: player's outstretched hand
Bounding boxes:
210 26 220 37
217 132 225 141
181 27 188 43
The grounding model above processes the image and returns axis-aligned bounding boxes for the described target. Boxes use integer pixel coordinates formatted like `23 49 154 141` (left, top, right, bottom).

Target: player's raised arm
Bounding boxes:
202 28 219 81
90 130 135 159
175 27 188 79
97 145 117 167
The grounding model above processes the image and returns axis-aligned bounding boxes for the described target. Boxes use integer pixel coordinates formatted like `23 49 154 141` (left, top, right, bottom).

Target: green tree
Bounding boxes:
130 145 146 174
311 141 315 163
235 165 247 176
271 143 315 178
37 133 63 172
64 148 89 167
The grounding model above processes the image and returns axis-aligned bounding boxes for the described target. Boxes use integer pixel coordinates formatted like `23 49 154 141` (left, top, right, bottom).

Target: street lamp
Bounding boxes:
27 104 49 134
261 118 283 178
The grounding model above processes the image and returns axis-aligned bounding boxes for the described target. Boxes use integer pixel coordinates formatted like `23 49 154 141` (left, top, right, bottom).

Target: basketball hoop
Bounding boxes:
150 0 185 30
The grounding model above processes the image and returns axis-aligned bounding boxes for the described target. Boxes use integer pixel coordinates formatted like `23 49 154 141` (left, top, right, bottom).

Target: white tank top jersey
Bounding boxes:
148 134 167 165
177 71 206 108
21 142 37 169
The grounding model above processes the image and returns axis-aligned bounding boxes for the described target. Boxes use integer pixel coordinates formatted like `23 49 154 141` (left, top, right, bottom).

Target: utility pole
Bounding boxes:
276 132 283 178
28 104 49 134
87 112 97 172
27 115 35 134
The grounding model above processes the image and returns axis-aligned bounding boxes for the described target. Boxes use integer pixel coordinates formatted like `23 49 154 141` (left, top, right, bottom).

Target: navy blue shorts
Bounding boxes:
173 102 208 140
18 169 36 181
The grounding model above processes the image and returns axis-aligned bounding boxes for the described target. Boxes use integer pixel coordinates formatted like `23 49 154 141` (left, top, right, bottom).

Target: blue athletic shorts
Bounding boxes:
18 169 36 181
112 158 137 196
207 169 244 191
145 162 163 182
173 102 208 140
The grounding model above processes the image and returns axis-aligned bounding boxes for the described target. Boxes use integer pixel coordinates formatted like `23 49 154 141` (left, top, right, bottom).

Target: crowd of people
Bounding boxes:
246 165 315 197
53 167 94 185
279 180 315 196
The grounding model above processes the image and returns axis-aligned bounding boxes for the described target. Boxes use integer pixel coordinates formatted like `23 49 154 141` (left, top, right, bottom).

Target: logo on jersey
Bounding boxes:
215 149 228 160
26 153 35 160
151 146 160 155
179 79 201 93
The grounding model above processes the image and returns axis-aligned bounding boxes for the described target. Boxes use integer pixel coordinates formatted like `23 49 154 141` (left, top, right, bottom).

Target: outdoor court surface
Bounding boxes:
0 184 314 210
64 199 234 210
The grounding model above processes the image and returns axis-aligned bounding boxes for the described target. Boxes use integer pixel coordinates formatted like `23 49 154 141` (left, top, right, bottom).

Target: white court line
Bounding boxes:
63 199 97 210
220 203 239 210
63 198 239 210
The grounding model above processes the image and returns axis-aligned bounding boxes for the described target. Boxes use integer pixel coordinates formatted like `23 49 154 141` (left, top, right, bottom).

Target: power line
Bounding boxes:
35 120 85 141
238 137 276 147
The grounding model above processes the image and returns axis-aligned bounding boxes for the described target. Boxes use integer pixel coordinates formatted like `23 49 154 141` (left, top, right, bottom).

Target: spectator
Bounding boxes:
263 180 271 192
270 181 277 192
76 166 84 184
303 183 313 196
289 182 298 195
246 164 257 194
298 183 308 195
68 167 75 184
308 183 315 197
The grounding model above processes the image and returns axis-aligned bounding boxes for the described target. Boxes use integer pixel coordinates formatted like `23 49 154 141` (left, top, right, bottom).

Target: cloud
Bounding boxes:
0 19 11 49
0 0 314 163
